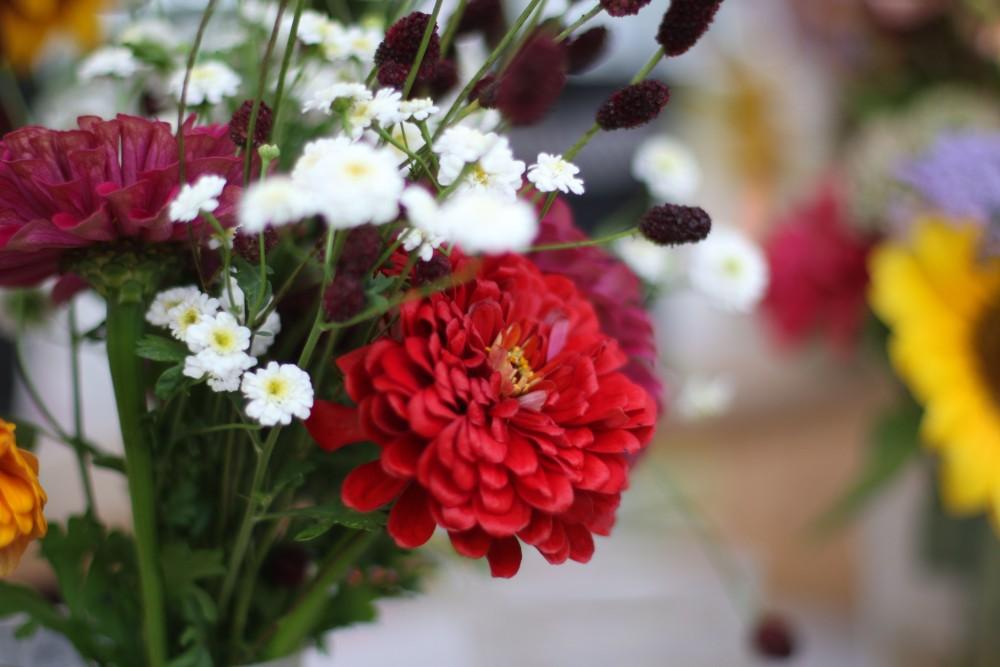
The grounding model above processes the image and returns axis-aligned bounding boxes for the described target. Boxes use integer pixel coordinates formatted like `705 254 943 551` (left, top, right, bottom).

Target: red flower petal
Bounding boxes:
341 461 407 511
487 537 522 578
305 400 367 452
388 485 436 548
450 527 492 558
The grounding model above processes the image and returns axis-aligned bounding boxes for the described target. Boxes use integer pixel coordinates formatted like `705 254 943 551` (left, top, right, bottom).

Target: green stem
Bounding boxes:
297 229 343 367
439 0 468 56
402 0 444 99
271 0 307 147
176 0 219 184
243 0 289 186
632 47 665 83
105 298 167 667
68 303 97 514
528 226 637 253
555 3 602 41
262 530 376 659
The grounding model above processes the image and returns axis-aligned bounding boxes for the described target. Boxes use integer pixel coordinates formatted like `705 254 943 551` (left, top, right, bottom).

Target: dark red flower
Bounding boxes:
531 198 663 410
496 34 567 126
762 182 874 353
377 62 411 90
412 252 451 286
469 74 499 108
600 0 652 17
0 114 243 286
566 27 609 74
229 99 273 149
656 0 724 57
307 254 656 577
595 80 670 130
752 613 796 660
375 12 441 84
337 224 382 278
457 0 506 45
323 273 366 322
233 227 279 263
639 203 711 246
428 59 459 99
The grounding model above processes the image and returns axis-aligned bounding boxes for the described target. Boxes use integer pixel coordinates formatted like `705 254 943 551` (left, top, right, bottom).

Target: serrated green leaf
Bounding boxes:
137 334 188 363
155 364 187 401
282 499 386 538
233 256 273 321
814 400 922 534
161 544 226 593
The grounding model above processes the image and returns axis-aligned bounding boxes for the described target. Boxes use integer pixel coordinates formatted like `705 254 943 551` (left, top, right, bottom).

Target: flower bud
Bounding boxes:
656 0 724 57
595 81 670 130
600 0 652 17
229 99 273 148
639 204 711 246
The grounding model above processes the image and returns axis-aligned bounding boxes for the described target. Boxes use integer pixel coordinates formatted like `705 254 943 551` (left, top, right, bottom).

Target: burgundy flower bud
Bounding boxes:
457 0 506 45
375 12 441 82
412 253 451 286
229 99 273 148
337 224 383 277
323 274 366 322
233 228 280 263
639 204 711 246
599 0 652 17
429 59 459 99
657 0 724 57
595 80 670 130
496 34 567 126
469 74 499 108
263 544 310 588
752 613 796 660
566 27 609 74
377 62 411 90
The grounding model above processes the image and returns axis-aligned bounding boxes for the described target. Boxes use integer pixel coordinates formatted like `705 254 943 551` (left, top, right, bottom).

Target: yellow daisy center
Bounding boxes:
265 377 289 399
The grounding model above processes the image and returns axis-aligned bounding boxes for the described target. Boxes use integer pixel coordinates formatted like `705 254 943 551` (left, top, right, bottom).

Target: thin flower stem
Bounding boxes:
252 244 318 328
528 226 637 253
272 0 307 147
376 127 439 186
631 47 665 83
500 0 548 69
205 212 237 309
435 0 546 139
176 0 220 184
14 336 71 445
439 0 469 56
402 0 444 99
68 302 97 515
297 228 344 367
105 298 167 667
243 0 290 186
555 2 602 41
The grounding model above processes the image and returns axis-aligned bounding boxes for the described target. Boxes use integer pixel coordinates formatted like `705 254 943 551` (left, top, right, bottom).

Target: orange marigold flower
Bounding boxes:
0 0 106 72
0 420 47 577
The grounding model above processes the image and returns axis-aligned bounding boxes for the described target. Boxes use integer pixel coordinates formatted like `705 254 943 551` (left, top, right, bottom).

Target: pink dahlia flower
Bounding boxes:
531 198 663 413
0 114 243 286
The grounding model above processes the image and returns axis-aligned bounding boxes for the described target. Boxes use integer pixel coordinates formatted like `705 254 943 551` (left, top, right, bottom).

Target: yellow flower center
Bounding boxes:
471 163 490 186
178 307 200 331
344 160 370 179
265 377 289 399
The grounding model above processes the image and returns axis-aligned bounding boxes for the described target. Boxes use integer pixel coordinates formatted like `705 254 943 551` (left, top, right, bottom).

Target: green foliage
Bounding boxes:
815 398 923 533
233 256 274 323
155 364 189 401
137 335 189 363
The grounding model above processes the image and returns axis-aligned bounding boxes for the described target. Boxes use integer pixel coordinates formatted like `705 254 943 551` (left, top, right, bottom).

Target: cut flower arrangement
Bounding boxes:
0 0 728 664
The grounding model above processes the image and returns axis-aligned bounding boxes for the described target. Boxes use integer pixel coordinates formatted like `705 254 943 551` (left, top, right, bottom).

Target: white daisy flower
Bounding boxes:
78 47 141 80
291 137 351 181
238 176 313 234
437 190 537 254
184 350 257 393
184 311 252 356
251 310 282 357
369 122 425 162
400 226 445 261
294 140 404 228
169 61 241 105
217 277 280 356
301 82 370 114
241 362 314 426
675 375 735 422
613 237 676 286
343 88 402 138
147 286 201 327
399 98 439 122
325 25 381 62
527 153 584 195
688 226 768 313
297 10 338 45
434 125 496 164
168 292 221 341
632 135 701 203
169 174 227 223
435 129 525 199
119 18 179 48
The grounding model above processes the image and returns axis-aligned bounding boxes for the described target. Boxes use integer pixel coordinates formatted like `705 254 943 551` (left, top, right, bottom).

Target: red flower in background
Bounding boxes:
762 181 874 352
307 254 656 577
0 114 242 286
531 197 663 411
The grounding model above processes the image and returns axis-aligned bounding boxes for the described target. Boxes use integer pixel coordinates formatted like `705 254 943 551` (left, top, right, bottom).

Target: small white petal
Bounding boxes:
688 226 768 312
241 362 314 426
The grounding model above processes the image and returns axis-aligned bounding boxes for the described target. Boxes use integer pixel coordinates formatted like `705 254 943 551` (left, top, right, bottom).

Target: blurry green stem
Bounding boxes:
68 303 96 514
528 227 636 253
176 0 219 183
556 3 601 41
402 0 444 99
243 0 289 185
105 298 167 667
439 0 468 55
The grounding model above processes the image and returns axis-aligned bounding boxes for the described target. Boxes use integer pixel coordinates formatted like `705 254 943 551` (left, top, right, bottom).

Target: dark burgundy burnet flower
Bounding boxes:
600 0 653 17
233 227 279 263
0 114 243 286
496 33 567 126
469 74 499 108
377 61 411 90
762 181 874 353
639 203 712 246
411 252 451 286
375 12 441 86
752 613 796 660
595 80 670 131
337 224 382 277
428 59 459 99
229 99 273 149
532 197 664 411
566 27 609 74
657 0 725 57
323 273 366 322
456 0 506 45
307 253 656 577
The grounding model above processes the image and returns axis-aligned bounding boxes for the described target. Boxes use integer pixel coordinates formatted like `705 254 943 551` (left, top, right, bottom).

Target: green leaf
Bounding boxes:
137 335 188 363
5 417 38 452
155 364 187 401
283 499 387 541
814 400 922 533
161 544 226 593
233 255 273 320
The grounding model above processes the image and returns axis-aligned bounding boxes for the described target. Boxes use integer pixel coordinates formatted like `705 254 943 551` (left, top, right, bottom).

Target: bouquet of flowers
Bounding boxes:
0 1 729 665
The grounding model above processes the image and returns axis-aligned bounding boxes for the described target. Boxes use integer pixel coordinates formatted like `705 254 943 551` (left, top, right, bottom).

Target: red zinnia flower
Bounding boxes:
762 182 874 353
0 114 242 286
307 254 657 577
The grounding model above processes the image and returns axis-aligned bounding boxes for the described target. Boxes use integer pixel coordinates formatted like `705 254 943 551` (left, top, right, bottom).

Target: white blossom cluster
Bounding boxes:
145 284 312 426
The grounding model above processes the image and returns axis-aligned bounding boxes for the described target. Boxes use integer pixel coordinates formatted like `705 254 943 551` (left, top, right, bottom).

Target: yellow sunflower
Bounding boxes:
0 0 106 72
0 419 47 576
870 218 1000 525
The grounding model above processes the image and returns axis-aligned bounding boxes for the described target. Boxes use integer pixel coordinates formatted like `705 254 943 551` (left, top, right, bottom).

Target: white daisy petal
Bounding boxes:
241 362 314 426
688 226 768 313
